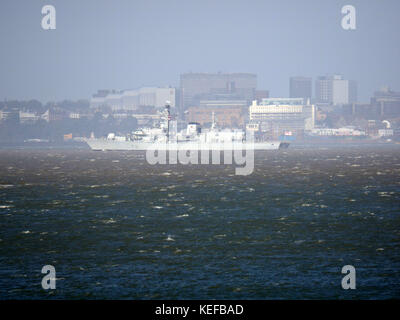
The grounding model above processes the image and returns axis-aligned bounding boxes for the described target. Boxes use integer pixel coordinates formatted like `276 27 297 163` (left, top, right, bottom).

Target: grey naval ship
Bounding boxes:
85 103 289 151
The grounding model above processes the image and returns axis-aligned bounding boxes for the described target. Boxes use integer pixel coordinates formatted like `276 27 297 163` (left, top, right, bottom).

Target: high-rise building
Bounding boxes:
371 86 400 117
348 80 357 104
289 77 312 102
180 73 257 110
315 76 332 104
315 75 357 105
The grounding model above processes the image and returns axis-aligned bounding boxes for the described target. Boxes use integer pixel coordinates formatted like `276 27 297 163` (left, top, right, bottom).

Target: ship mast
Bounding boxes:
211 111 216 130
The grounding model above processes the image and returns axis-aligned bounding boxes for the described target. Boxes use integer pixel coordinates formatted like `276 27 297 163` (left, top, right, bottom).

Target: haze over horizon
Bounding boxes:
0 0 399 103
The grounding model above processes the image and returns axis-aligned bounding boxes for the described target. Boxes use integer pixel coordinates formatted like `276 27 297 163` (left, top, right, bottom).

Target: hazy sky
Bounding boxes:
0 0 399 103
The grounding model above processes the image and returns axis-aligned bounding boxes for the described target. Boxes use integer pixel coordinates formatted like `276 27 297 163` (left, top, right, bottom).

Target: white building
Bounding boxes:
248 98 315 136
249 98 315 128
19 111 40 124
378 129 394 137
69 112 82 119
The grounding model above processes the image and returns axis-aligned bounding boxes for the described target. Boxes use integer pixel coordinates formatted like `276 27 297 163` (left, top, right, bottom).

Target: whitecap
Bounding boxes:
102 218 116 224
0 185 14 189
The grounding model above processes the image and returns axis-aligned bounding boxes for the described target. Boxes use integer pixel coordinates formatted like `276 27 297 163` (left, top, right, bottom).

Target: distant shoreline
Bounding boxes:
0 139 399 151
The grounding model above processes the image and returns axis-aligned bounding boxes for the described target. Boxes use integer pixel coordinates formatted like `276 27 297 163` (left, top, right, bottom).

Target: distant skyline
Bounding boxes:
0 0 399 103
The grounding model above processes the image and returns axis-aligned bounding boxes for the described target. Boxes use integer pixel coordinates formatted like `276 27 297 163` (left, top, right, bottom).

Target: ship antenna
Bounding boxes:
165 101 171 142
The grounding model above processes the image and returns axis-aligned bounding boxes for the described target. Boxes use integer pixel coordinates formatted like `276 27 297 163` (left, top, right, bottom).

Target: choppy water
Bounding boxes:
0 145 399 299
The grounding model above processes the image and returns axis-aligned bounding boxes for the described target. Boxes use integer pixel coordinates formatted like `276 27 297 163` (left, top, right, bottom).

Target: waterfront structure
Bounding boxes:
68 112 91 120
180 73 257 110
309 127 366 137
248 98 315 138
41 108 68 122
290 77 312 102
315 75 357 105
0 109 20 124
90 87 176 111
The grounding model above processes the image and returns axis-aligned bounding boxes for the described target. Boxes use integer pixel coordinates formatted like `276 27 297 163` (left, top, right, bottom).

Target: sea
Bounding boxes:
0 143 399 299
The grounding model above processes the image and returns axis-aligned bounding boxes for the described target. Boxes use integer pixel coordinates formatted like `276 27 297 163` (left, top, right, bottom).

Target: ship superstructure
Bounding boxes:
85 103 289 151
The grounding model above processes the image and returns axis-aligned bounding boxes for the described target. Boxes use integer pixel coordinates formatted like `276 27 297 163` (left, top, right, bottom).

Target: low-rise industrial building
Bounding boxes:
90 87 176 111
187 100 246 128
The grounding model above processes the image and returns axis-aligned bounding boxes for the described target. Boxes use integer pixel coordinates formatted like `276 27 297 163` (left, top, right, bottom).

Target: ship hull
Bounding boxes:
85 139 286 151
